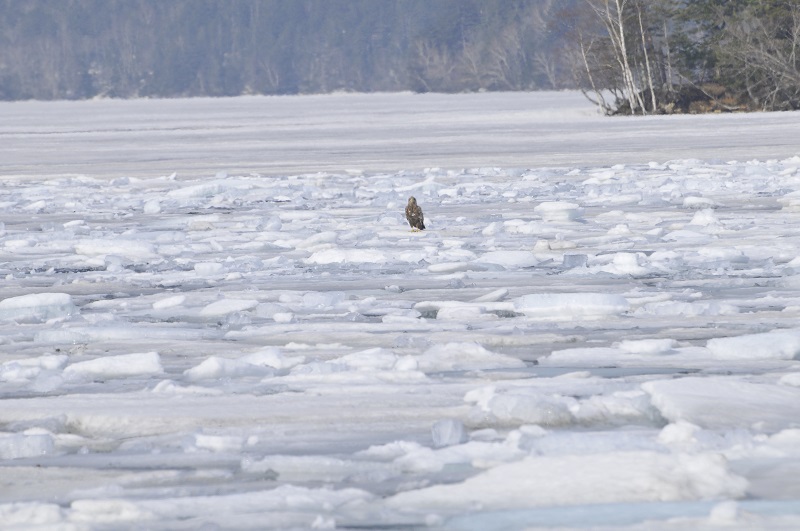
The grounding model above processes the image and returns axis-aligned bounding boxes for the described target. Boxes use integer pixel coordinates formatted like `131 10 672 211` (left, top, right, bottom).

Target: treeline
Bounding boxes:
577 0 800 114
2 0 798 112
0 0 578 100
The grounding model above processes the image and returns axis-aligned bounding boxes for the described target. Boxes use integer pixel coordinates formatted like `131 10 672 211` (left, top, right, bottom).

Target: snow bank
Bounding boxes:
514 293 629 319
387 451 745 511
0 293 77 322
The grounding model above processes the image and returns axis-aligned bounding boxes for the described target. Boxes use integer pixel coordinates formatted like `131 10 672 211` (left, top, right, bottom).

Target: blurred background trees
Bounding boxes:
0 0 797 112
0 0 579 100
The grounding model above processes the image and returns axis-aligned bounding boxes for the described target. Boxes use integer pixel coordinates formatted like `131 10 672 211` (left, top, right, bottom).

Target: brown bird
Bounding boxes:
405 196 425 231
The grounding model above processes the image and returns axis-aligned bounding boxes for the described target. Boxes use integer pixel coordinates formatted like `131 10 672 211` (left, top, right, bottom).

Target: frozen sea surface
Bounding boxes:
4 91 800 178
1 92 800 529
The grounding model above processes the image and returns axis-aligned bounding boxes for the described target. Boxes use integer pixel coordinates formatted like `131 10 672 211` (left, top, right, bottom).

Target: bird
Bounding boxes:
405 196 425 231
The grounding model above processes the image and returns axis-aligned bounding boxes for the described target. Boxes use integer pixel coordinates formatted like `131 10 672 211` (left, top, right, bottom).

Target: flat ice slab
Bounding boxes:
644 377 800 432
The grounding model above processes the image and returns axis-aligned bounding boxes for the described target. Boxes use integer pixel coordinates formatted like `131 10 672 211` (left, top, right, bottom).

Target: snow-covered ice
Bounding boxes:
1 92 800 529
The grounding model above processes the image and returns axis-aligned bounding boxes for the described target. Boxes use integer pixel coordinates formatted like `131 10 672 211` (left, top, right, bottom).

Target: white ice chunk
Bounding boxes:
514 293 629 319
431 419 468 448
306 249 388 264
601 253 650 276
682 196 720 209
534 201 584 221
480 392 575 426
0 293 77 322
689 208 720 226
332 348 400 371
662 229 713 243
658 420 701 447
435 306 497 321
481 221 504 236
0 354 68 383
708 500 741 525
302 291 346 309
166 179 233 199
152 295 186 310
240 348 305 370
427 262 486 273
295 231 338 250
272 312 295 323
0 503 63 526
184 356 275 381
151 380 224 396
471 288 509 303
635 300 738 317
190 433 244 453
616 339 678 355
199 299 259 317
643 377 800 431
387 451 745 511
779 190 800 211
69 499 154 523
706 330 800 360
194 262 225 275
475 251 538 269
779 373 800 387
0 431 56 459
416 343 525 372
74 239 159 261
64 352 163 380
143 199 161 214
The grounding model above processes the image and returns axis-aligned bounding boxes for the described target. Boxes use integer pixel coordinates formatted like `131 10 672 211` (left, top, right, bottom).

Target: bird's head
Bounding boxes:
408 196 417 205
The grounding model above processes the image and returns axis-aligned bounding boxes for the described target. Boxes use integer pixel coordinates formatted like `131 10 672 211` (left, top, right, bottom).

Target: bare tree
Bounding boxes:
717 3 800 110
409 39 458 92
585 0 646 113
636 2 657 112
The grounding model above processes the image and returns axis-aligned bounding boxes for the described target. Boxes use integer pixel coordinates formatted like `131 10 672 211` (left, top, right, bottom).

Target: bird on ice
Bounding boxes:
405 196 425 231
